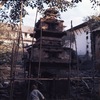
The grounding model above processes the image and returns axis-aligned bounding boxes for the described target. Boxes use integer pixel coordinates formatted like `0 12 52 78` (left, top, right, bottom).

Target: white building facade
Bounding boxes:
66 22 92 59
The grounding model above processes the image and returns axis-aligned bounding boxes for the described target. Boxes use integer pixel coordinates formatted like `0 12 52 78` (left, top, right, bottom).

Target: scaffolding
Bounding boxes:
0 2 100 100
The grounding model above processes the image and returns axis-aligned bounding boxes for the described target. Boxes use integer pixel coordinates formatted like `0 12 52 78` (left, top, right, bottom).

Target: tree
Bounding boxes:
84 15 100 30
0 0 99 24
0 0 74 23
0 23 22 65
0 0 8 8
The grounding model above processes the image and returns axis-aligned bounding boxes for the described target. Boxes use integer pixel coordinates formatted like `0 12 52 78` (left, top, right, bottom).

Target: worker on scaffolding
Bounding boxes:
29 84 45 100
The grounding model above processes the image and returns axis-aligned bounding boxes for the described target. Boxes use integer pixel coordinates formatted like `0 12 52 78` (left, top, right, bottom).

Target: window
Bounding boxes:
86 31 88 35
86 36 88 40
24 33 27 37
86 45 89 48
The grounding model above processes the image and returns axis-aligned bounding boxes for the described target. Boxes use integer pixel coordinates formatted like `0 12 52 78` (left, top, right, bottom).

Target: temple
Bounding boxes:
25 8 77 99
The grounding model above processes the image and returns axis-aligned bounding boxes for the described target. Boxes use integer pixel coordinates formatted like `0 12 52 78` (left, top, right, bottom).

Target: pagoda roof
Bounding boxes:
30 28 67 39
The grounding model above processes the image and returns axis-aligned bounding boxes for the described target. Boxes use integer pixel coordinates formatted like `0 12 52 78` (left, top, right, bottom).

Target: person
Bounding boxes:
30 84 45 100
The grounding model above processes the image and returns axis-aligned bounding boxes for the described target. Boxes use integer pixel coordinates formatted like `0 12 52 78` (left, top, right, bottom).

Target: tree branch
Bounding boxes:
0 0 8 8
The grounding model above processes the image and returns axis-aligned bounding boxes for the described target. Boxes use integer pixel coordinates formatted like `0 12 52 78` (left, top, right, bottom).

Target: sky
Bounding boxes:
23 0 99 29
22 0 99 55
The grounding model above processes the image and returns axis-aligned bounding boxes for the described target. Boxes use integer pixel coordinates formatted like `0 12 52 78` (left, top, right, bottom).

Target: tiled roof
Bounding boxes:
92 27 100 32
66 22 88 31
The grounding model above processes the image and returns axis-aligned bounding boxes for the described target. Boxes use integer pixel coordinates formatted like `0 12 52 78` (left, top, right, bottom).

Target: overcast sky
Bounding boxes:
23 0 99 29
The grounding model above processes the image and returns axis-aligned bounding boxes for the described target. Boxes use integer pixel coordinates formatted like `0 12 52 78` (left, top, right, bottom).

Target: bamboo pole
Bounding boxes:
26 8 38 100
7 77 100 81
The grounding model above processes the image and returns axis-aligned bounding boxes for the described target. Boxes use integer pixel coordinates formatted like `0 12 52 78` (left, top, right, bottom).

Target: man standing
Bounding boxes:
30 84 45 100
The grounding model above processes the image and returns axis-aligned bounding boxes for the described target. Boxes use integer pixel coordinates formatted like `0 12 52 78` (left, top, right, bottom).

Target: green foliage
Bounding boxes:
0 0 80 23
84 15 100 31
0 0 99 23
0 42 12 65
90 0 100 8
0 23 18 65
